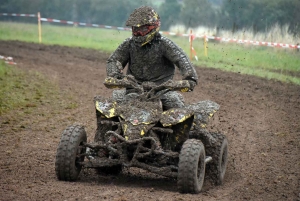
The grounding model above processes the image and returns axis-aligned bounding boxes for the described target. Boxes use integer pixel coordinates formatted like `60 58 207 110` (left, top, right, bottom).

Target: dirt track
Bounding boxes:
0 40 299 201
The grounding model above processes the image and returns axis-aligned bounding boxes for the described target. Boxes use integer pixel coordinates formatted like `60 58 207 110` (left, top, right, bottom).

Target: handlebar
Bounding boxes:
104 75 190 99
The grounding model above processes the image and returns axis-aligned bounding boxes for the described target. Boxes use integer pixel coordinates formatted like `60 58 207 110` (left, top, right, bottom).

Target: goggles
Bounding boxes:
132 25 156 36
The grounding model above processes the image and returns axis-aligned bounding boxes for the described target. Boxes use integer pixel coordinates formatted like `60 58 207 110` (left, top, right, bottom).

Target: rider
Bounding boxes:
106 6 198 110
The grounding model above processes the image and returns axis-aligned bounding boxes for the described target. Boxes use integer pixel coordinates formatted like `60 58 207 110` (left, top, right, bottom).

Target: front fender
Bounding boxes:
160 108 194 127
185 100 220 128
94 96 118 118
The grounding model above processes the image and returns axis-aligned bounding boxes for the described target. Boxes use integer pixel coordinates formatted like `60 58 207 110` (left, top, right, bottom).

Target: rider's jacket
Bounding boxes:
107 33 198 85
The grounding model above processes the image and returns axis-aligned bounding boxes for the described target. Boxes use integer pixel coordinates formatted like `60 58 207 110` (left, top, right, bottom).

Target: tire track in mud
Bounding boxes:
0 40 299 201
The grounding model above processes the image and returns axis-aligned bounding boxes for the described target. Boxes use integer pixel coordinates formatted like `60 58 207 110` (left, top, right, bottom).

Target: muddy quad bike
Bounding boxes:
55 75 228 194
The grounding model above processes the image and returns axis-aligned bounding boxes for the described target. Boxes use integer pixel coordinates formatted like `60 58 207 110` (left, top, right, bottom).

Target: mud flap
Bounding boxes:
170 116 194 151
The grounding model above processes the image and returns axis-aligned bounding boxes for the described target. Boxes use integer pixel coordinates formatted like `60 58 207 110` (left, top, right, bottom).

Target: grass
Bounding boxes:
0 61 46 114
0 61 67 115
0 21 299 85
180 40 300 84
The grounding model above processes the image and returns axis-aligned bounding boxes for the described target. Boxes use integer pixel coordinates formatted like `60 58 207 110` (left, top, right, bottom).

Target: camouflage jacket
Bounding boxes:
107 33 198 85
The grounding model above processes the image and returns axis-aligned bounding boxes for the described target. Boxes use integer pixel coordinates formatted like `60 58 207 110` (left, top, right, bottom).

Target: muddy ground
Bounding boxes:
0 40 299 201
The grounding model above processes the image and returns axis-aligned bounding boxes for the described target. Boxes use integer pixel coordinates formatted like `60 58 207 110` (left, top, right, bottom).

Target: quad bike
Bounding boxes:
55 75 228 194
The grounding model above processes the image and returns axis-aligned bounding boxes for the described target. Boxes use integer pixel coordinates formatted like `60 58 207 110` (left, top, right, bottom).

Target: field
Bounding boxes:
0 21 299 84
0 21 299 201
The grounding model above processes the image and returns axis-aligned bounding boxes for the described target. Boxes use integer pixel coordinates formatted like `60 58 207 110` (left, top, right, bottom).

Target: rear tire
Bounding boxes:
177 139 206 194
205 132 228 185
55 125 87 181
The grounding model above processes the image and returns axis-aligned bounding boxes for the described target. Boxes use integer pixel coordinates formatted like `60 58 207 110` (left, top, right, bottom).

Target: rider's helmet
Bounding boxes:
126 6 161 46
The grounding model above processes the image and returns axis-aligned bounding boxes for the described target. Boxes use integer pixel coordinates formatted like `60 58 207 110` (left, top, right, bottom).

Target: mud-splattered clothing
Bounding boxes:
107 33 198 108
107 33 198 85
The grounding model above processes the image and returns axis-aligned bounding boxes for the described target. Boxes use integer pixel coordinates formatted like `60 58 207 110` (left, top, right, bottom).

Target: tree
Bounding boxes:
277 0 300 37
218 0 250 32
158 0 181 30
180 0 217 28
219 0 300 36
87 0 155 26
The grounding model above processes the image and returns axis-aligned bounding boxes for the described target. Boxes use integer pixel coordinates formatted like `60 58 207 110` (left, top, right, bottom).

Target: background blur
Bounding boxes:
1 0 299 40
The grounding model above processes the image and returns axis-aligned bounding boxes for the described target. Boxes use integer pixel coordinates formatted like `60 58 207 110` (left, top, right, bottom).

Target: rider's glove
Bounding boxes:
186 80 196 91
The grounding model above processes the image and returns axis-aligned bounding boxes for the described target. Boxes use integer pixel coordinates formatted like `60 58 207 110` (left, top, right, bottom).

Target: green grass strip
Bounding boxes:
0 21 299 85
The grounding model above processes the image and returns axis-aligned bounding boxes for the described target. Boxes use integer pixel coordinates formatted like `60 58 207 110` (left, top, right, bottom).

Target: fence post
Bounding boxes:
190 29 193 60
38 12 42 43
204 35 208 57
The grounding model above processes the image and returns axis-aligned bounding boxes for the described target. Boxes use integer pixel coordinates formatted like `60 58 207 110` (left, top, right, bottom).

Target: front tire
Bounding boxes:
177 139 206 194
55 125 87 181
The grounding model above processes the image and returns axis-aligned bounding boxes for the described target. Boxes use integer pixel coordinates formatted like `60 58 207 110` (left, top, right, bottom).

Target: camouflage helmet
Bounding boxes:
126 6 160 27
